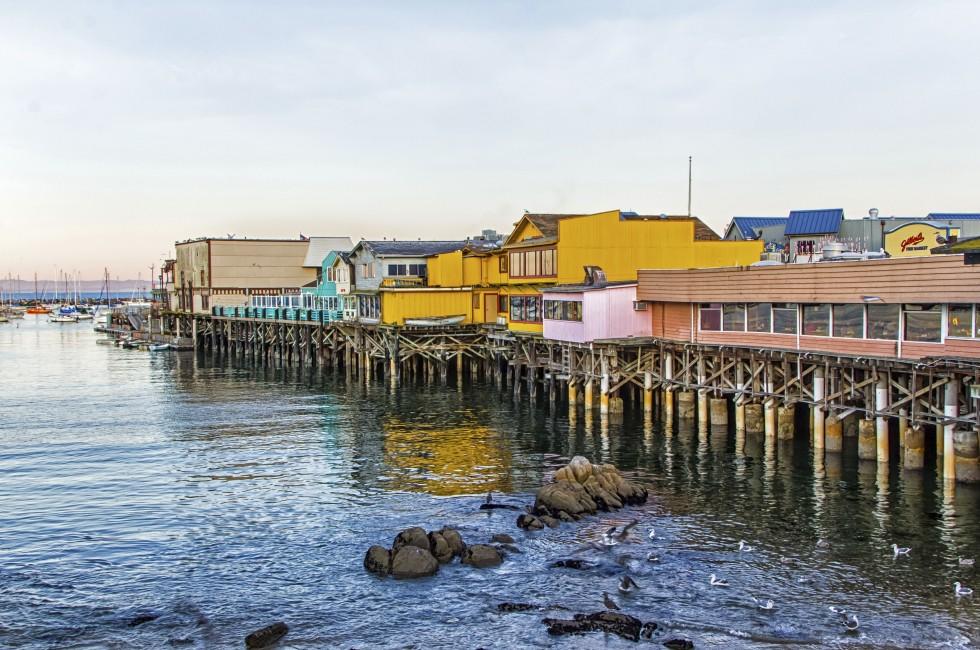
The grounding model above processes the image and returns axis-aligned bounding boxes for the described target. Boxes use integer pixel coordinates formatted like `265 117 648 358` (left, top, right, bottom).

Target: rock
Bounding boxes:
428 532 453 563
642 622 659 639
568 456 594 483
391 546 439 579
480 503 520 511
127 612 160 627
244 622 289 649
491 533 516 544
495 543 521 554
663 639 694 649
542 611 644 642
549 559 592 570
461 544 503 568
393 526 430 553
534 482 596 517
363 545 391 577
557 511 574 522
539 515 560 529
438 526 466 557
517 514 544 530
497 602 539 612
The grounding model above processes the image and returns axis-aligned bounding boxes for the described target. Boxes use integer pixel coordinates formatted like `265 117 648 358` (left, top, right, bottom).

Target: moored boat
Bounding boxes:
404 314 466 327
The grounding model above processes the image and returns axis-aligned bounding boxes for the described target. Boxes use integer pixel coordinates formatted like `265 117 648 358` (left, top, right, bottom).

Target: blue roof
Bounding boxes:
784 209 844 236
729 216 787 239
926 213 980 220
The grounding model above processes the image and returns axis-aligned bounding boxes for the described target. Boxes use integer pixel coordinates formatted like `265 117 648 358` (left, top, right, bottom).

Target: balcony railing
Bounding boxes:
380 276 427 288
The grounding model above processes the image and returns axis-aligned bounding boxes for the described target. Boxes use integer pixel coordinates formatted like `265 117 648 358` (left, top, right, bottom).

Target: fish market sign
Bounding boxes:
884 223 959 257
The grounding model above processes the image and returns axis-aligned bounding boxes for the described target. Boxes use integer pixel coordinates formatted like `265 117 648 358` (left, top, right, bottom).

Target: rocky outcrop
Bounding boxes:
245 622 289 648
517 514 544 530
542 611 657 642
491 533 515 544
438 526 465 558
428 531 453 563
534 456 647 520
461 544 503 568
363 545 392 577
392 527 430 553
391 545 439 579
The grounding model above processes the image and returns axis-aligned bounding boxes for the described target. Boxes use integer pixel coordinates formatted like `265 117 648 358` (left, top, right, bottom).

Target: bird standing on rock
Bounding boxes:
892 543 911 558
486 491 493 504
603 592 621 610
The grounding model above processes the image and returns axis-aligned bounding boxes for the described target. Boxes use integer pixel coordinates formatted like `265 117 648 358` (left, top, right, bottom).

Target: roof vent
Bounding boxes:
659 213 667 220
583 265 607 287
869 208 879 219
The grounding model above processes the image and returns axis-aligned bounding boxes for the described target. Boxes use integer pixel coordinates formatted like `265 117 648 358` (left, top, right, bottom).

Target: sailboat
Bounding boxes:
26 273 50 314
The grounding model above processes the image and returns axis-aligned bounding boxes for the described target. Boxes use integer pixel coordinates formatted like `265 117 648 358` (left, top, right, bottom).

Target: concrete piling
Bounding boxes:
825 415 843 453
903 425 925 470
744 403 764 435
953 429 979 483
777 403 795 440
709 397 728 428
858 418 877 461
677 391 695 420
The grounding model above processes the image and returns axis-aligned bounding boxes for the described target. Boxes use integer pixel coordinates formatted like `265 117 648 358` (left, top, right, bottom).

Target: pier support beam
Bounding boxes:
954 429 980 483
777 403 795 440
813 367 825 450
663 351 674 422
876 375 889 463
825 415 843 453
943 379 958 481
600 357 610 415
903 425 925 470
643 373 653 415
584 379 594 411
709 397 728 429
858 418 877 461
677 391 695 420
745 403 764 435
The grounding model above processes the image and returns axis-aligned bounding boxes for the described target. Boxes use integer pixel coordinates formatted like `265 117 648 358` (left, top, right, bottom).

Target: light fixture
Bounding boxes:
862 296 883 303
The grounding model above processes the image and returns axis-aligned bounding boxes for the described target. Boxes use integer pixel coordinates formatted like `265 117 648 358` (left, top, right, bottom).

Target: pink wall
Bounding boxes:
543 285 652 343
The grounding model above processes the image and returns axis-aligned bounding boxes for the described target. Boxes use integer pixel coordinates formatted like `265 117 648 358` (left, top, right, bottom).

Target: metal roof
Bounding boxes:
784 209 844 236
926 213 980 221
728 216 788 239
360 240 468 257
302 237 354 267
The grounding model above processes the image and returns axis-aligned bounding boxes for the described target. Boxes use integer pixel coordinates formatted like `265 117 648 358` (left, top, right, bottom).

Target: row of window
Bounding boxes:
387 263 426 277
358 295 381 319
698 302 980 343
543 299 583 322
509 248 556 278
510 296 542 323
321 267 349 283
250 295 345 310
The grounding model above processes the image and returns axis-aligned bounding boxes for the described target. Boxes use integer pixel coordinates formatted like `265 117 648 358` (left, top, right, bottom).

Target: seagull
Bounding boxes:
829 606 847 615
959 557 975 566
709 574 729 587
779 556 793 564
486 491 493 504
603 592 621 610
752 597 775 610
954 582 973 596
648 527 656 540
606 520 639 543
646 552 661 563
602 527 620 546
816 538 830 549
892 544 911 558
841 613 860 633
738 540 753 552
619 576 641 594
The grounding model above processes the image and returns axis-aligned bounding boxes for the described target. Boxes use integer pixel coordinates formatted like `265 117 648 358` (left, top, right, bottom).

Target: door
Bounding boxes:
484 293 498 324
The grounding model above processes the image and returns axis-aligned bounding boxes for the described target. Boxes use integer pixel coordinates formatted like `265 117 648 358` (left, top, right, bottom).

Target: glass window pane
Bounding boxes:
803 304 830 336
527 297 540 322
833 304 864 338
772 304 798 334
866 304 899 339
948 304 973 338
747 303 771 333
904 305 941 342
723 304 745 331
700 303 721 331
567 301 582 322
510 296 522 321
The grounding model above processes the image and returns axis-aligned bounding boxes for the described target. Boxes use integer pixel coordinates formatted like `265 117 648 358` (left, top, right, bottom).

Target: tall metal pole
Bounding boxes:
687 156 692 217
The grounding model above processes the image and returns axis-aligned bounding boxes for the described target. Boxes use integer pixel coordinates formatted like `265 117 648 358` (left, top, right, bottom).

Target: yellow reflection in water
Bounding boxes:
381 417 514 496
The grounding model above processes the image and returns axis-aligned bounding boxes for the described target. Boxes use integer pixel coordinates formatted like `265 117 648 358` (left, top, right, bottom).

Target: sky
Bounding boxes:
1 1 979 280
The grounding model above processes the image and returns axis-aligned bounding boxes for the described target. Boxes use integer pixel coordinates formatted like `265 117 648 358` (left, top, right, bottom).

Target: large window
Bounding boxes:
747 303 772 333
497 295 507 313
387 263 425 277
508 248 557 279
802 304 830 336
833 304 864 338
867 304 898 340
772 304 798 334
358 295 381 319
544 299 583 321
723 304 745 331
948 304 973 338
509 296 542 322
904 304 941 342
699 303 722 331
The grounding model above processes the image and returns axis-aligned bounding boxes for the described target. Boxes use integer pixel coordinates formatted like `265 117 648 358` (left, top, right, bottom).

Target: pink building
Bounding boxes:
542 282 652 343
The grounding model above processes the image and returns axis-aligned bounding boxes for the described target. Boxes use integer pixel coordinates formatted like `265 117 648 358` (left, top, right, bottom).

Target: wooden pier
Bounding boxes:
163 312 980 484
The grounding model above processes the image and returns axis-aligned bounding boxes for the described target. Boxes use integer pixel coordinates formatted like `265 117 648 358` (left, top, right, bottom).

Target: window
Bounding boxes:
747 303 771 333
833 304 864 338
509 296 541 322
360 263 376 279
497 295 507 313
358 295 381 319
544 299 560 320
200 270 205 286
803 304 830 336
387 264 407 276
699 303 721 331
948 304 973 338
723 304 745 331
472 294 480 309
543 299 583 321
904 304 941 343
507 248 557 278
866 304 898 340
499 256 508 274
772 303 798 334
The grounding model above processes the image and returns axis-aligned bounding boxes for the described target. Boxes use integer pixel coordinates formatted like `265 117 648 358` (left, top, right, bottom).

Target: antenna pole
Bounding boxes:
687 155 692 218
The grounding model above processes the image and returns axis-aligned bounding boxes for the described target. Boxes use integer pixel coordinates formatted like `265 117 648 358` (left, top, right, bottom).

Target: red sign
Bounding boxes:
901 232 925 252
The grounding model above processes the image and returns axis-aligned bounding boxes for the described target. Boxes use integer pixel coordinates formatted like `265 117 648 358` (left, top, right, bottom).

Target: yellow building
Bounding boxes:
499 210 763 334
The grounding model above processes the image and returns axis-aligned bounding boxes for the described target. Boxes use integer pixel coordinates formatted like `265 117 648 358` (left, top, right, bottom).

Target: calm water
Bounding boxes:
1 317 978 648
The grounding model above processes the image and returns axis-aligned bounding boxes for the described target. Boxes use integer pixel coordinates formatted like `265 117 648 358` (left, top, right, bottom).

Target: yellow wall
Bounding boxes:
381 289 473 325
555 210 762 283
427 250 464 287
486 251 508 285
462 255 484 286
507 218 545 243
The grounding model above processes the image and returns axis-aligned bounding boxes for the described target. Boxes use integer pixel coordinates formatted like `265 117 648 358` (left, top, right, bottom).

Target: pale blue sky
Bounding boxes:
1 1 979 279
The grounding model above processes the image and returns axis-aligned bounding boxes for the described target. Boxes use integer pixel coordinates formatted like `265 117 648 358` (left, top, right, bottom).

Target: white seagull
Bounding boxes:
646 552 661 563
648 527 656 540
841 613 860 633
829 606 847 615
738 540 753 552
954 582 973 596
752 597 774 610
709 574 729 587
892 544 911 558
816 538 830 549
959 557 975 566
